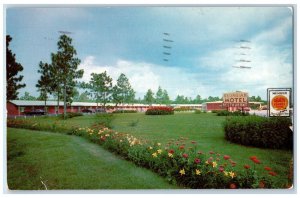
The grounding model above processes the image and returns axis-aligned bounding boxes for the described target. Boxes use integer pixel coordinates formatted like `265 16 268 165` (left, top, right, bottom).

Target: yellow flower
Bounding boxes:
157 143 161 146
120 140 123 143
229 171 235 178
157 149 162 154
205 160 209 165
168 153 173 158
195 169 201 175
224 171 229 177
152 152 158 158
149 146 153 150
179 169 185 176
212 161 218 168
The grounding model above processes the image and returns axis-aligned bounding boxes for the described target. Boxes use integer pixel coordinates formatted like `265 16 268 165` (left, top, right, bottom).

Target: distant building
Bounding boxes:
202 101 263 112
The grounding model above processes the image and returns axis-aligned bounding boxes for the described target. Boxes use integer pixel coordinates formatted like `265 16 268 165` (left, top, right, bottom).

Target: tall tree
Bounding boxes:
51 34 83 118
162 89 171 105
155 86 163 104
19 92 36 101
194 95 202 104
144 89 154 105
113 73 135 105
6 35 26 100
84 71 113 109
36 61 52 114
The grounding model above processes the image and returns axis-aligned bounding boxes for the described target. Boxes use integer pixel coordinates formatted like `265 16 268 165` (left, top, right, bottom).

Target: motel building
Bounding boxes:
6 100 202 117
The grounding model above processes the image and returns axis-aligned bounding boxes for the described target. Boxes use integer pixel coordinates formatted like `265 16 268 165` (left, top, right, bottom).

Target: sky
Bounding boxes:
5 6 294 100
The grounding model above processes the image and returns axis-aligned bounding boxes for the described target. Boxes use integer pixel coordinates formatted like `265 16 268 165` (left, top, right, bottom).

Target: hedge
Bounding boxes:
224 116 293 149
145 107 174 115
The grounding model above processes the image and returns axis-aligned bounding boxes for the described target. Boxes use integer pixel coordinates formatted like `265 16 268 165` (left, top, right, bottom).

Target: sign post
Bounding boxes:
267 88 292 117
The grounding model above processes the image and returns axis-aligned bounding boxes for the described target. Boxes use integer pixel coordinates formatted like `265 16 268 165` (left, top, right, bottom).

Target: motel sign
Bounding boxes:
223 92 249 107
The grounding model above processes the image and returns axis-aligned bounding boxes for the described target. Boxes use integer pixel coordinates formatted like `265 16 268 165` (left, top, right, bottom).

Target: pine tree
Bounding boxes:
6 35 26 100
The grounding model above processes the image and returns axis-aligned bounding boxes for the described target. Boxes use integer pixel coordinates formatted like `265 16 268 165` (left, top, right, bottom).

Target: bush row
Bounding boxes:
216 110 249 116
112 110 137 113
145 107 174 115
224 116 293 149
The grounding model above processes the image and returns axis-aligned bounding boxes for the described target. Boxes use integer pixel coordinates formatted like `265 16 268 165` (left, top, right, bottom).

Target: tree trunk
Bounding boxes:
44 92 47 115
57 91 60 115
63 83 67 119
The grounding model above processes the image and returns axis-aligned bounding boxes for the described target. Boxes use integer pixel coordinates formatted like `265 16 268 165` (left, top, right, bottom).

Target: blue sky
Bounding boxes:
6 6 294 100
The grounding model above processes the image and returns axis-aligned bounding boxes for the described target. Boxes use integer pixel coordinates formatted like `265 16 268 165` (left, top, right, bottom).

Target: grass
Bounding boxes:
8 112 293 187
7 128 177 190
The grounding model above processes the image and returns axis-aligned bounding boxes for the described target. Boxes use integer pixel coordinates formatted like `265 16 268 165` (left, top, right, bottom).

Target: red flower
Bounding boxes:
250 156 258 160
244 164 251 169
250 156 261 164
182 153 189 158
209 151 215 154
223 155 230 160
264 166 272 171
194 158 201 164
219 166 224 172
231 162 237 167
229 183 237 189
259 181 265 188
252 158 261 164
179 145 185 150
168 149 175 154
268 171 277 176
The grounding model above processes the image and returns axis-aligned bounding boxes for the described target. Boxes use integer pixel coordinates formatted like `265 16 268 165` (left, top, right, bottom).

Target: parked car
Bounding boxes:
24 109 45 115
81 109 94 113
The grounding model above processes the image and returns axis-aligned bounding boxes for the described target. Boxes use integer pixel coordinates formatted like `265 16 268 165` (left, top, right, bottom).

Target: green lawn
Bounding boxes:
7 128 177 190
9 112 293 187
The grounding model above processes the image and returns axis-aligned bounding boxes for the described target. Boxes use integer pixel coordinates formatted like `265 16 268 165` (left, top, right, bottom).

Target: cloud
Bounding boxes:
78 56 210 99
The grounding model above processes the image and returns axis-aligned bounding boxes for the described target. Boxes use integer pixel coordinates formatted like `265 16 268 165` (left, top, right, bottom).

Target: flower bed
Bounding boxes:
72 125 281 189
145 107 174 115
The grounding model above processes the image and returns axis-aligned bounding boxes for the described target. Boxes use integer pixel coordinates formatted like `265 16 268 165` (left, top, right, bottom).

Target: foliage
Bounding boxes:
6 35 26 100
19 92 37 101
112 110 137 113
59 112 83 119
224 116 293 149
216 110 249 116
145 107 174 115
112 73 135 105
174 107 195 112
144 89 155 105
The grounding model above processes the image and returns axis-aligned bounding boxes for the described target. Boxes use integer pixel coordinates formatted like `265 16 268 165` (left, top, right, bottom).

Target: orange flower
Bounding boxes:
268 171 277 176
229 183 237 189
244 164 251 169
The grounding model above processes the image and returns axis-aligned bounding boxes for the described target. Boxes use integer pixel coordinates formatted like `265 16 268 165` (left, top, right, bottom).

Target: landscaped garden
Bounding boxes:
7 111 293 189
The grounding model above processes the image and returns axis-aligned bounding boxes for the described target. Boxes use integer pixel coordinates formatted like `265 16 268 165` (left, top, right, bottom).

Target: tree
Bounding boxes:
162 89 171 105
36 61 52 114
144 89 154 105
84 71 113 109
6 35 26 100
194 95 202 104
51 34 83 118
155 86 163 104
19 92 36 101
113 73 135 105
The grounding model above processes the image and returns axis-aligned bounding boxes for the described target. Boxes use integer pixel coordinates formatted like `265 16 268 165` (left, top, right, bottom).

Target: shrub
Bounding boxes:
217 110 249 116
59 112 83 119
224 116 293 149
145 107 174 115
112 110 137 113
174 107 194 112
